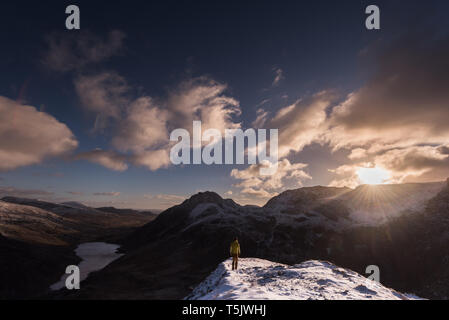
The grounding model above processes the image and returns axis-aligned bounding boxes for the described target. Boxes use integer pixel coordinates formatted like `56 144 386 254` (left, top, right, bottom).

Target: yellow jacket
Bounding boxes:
230 240 240 256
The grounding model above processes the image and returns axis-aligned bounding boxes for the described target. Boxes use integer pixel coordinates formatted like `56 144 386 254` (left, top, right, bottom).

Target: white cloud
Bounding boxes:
348 148 368 160
93 192 121 197
0 96 78 171
74 76 241 172
231 159 311 199
265 91 334 158
112 97 168 153
144 193 186 207
132 149 171 171
165 77 241 133
252 108 269 128
74 149 128 171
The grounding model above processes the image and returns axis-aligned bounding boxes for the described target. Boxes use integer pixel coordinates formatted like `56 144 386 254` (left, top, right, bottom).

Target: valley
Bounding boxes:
2 179 449 299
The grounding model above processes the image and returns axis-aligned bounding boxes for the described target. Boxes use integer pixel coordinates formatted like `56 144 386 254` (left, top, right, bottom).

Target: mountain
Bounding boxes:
0 197 157 299
0 200 77 245
60 201 90 209
0 234 79 299
186 258 421 300
339 182 445 224
58 180 449 300
96 207 155 216
264 182 445 226
1 197 156 242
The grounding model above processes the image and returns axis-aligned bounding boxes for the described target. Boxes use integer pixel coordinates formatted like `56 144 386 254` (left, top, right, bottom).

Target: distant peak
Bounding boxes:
183 192 224 205
60 201 88 209
177 191 242 211
264 185 351 209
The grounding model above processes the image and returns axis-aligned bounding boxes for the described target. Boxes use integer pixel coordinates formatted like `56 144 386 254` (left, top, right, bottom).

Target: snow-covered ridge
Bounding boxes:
186 258 422 300
181 182 446 233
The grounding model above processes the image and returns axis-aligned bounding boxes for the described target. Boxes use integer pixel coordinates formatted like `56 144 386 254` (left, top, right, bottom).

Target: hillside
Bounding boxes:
1 197 157 243
59 180 449 300
0 198 157 299
0 200 77 245
186 258 421 300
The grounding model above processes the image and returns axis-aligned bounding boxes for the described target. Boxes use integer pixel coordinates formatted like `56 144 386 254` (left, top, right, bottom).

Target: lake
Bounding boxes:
50 242 123 291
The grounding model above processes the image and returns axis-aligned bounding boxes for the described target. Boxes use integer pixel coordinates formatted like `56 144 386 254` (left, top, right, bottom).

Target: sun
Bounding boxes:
356 167 391 185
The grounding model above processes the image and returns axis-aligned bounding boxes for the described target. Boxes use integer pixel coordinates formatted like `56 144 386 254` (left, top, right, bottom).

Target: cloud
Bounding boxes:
0 186 54 197
93 192 121 197
0 96 78 171
240 187 275 198
328 164 368 188
264 91 335 158
132 149 171 171
252 108 269 128
74 149 128 171
164 77 241 133
329 145 449 188
323 33 449 185
231 159 311 199
249 33 449 188
45 28 242 173
347 148 368 160
144 193 186 207
74 75 241 172
74 72 130 130
112 97 168 153
42 30 125 72
323 34 449 151
272 68 284 87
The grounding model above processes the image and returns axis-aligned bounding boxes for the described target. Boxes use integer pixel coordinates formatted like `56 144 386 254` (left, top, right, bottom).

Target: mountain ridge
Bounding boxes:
54 179 449 300
186 258 421 300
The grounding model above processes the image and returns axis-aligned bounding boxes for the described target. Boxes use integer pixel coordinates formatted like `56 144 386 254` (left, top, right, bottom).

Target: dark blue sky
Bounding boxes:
1 0 449 209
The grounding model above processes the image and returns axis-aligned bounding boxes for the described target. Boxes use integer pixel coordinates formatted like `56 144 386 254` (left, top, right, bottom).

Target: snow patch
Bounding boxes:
186 258 422 300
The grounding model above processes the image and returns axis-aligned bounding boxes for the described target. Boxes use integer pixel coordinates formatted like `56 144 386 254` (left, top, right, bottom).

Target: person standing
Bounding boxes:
230 237 241 270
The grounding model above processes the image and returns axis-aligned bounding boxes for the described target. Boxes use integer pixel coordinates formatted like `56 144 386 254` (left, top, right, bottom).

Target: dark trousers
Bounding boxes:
232 255 239 270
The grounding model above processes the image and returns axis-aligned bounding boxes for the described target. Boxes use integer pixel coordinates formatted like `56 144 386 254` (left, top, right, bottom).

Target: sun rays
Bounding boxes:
356 167 391 185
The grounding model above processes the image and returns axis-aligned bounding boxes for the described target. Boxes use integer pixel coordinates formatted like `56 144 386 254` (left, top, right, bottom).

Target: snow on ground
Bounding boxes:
186 258 422 300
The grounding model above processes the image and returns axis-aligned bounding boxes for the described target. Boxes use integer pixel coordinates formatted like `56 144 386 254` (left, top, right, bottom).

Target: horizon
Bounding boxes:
1 1 449 210
2 178 447 211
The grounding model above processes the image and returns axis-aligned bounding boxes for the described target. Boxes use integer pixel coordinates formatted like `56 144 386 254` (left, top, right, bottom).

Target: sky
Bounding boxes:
1 0 449 209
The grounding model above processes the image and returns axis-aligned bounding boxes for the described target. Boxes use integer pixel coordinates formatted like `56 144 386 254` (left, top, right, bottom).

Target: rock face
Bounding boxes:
61 180 449 300
186 258 421 300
